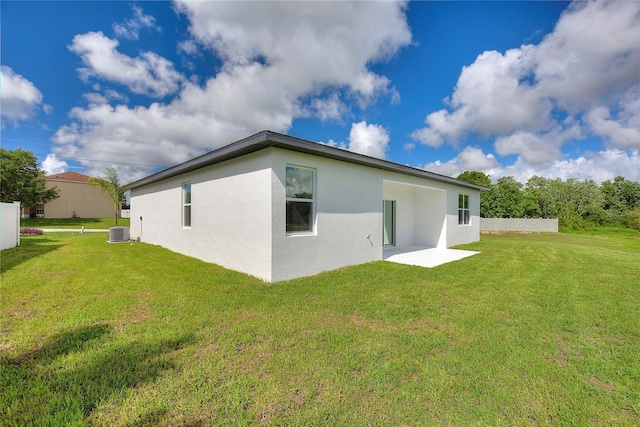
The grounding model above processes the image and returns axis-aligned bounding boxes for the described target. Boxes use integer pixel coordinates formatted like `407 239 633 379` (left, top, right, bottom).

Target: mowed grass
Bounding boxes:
1 231 638 425
20 217 130 229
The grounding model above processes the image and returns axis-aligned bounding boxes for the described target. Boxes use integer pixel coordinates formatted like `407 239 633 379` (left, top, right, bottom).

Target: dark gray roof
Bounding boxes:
124 130 488 191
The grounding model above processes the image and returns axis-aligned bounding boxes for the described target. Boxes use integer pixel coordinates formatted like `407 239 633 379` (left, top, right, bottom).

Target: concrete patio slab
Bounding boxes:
383 246 480 268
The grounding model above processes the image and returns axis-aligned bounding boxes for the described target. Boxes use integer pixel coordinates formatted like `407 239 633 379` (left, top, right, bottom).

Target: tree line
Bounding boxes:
458 171 640 230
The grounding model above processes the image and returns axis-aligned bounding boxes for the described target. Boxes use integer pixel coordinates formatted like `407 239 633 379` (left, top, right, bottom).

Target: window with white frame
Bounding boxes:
182 182 191 227
286 165 314 233
458 194 470 225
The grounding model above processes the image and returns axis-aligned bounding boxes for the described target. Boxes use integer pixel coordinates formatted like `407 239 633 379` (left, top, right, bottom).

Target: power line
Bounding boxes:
55 156 167 168
31 152 168 168
1 137 52 147
1 139 168 167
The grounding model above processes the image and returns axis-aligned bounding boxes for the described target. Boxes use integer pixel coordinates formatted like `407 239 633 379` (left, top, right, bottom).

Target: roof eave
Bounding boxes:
124 130 488 192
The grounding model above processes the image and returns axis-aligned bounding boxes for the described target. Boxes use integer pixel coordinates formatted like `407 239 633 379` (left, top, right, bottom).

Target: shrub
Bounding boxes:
20 228 44 235
623 208 640 231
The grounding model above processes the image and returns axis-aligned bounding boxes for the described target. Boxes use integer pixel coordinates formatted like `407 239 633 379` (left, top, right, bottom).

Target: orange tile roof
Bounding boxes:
46 171 93 182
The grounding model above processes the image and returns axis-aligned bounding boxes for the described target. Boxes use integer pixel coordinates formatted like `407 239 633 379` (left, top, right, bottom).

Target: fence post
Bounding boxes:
13 201 21 247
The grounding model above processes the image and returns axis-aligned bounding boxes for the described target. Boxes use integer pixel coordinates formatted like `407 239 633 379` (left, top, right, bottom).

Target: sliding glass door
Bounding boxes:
383 199 395 247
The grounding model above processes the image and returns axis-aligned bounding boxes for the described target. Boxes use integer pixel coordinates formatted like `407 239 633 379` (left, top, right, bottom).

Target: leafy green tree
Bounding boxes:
601 176 640 212
89 167 126 226
457 171 491 187
483 176 527 218
553 178 604 228
623 208 640 231
458 171 638 229
601 178 625 214
0 148 59 206
524 176 558 218
620 178 640 210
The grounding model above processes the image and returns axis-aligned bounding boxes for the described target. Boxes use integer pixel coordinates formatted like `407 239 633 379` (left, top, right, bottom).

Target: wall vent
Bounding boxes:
109 226 130 243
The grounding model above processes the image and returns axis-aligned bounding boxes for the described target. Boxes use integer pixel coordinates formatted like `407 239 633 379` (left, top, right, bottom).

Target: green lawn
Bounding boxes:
1 231 639 425
20 217 130 229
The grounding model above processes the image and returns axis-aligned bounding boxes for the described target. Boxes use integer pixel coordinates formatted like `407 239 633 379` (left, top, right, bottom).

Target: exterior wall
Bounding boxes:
269 149 481 281
382 180 447 249
381 171 480 249
1 202 21 250
414 186 448 247
130 147 482 282
480 218 558 232
446 188 481 247
44 180 113 218
130 151 273 281
270 149 383 282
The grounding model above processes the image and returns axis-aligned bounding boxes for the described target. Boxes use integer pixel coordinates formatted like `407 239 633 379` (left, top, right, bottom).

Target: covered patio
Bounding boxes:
383 246 480 268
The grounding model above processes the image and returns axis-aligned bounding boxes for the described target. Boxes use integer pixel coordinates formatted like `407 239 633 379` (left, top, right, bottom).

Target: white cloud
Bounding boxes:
423 146 498 178
585 86 640 150
41 154 68 175
494 124 583 165
0 66 44 122
411 45 550 146
347 121 390 159
55 1 412 181
423 145 638 184
533 2 639 111
309 93 347 122
69 32 184 98
493 149 639 184
83 89 129 105
173 0 410 105
412 1 640 175
113 5 160 40
319 121 390 159
177 40 199 55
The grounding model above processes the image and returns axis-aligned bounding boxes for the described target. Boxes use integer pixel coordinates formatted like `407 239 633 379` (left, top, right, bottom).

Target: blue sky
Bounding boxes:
1 1 638 183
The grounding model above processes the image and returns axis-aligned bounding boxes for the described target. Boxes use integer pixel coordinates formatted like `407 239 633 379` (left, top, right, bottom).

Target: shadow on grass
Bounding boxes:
0 237 64 273
1 324 193 425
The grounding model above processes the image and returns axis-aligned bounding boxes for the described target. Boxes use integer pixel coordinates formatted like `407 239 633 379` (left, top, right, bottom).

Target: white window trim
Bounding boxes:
458 193 470 226
182 182 191 228
285 165 316 236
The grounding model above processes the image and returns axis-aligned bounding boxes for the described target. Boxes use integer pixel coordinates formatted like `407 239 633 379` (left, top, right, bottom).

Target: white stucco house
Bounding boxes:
125 131 485 282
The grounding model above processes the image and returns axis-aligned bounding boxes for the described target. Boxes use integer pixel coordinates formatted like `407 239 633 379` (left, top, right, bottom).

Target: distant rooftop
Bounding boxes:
46 171 92 182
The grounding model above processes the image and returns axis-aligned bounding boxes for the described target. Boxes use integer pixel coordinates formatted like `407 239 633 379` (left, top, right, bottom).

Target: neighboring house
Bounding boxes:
126 131 486 282
22 171 113 219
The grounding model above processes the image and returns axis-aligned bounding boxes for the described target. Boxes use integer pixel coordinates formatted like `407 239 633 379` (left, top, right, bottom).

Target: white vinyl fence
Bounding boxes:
1 202 21 250
480 218 558 233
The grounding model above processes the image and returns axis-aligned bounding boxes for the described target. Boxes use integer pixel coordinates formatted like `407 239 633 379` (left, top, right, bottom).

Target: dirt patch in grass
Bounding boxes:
40 270 77 278
2 301 38 335
192 341 221 360
618 408 639 423
589 377 616 393
341 314 450 335
3 309 37 324
551 336 583 367
116 300 153 330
